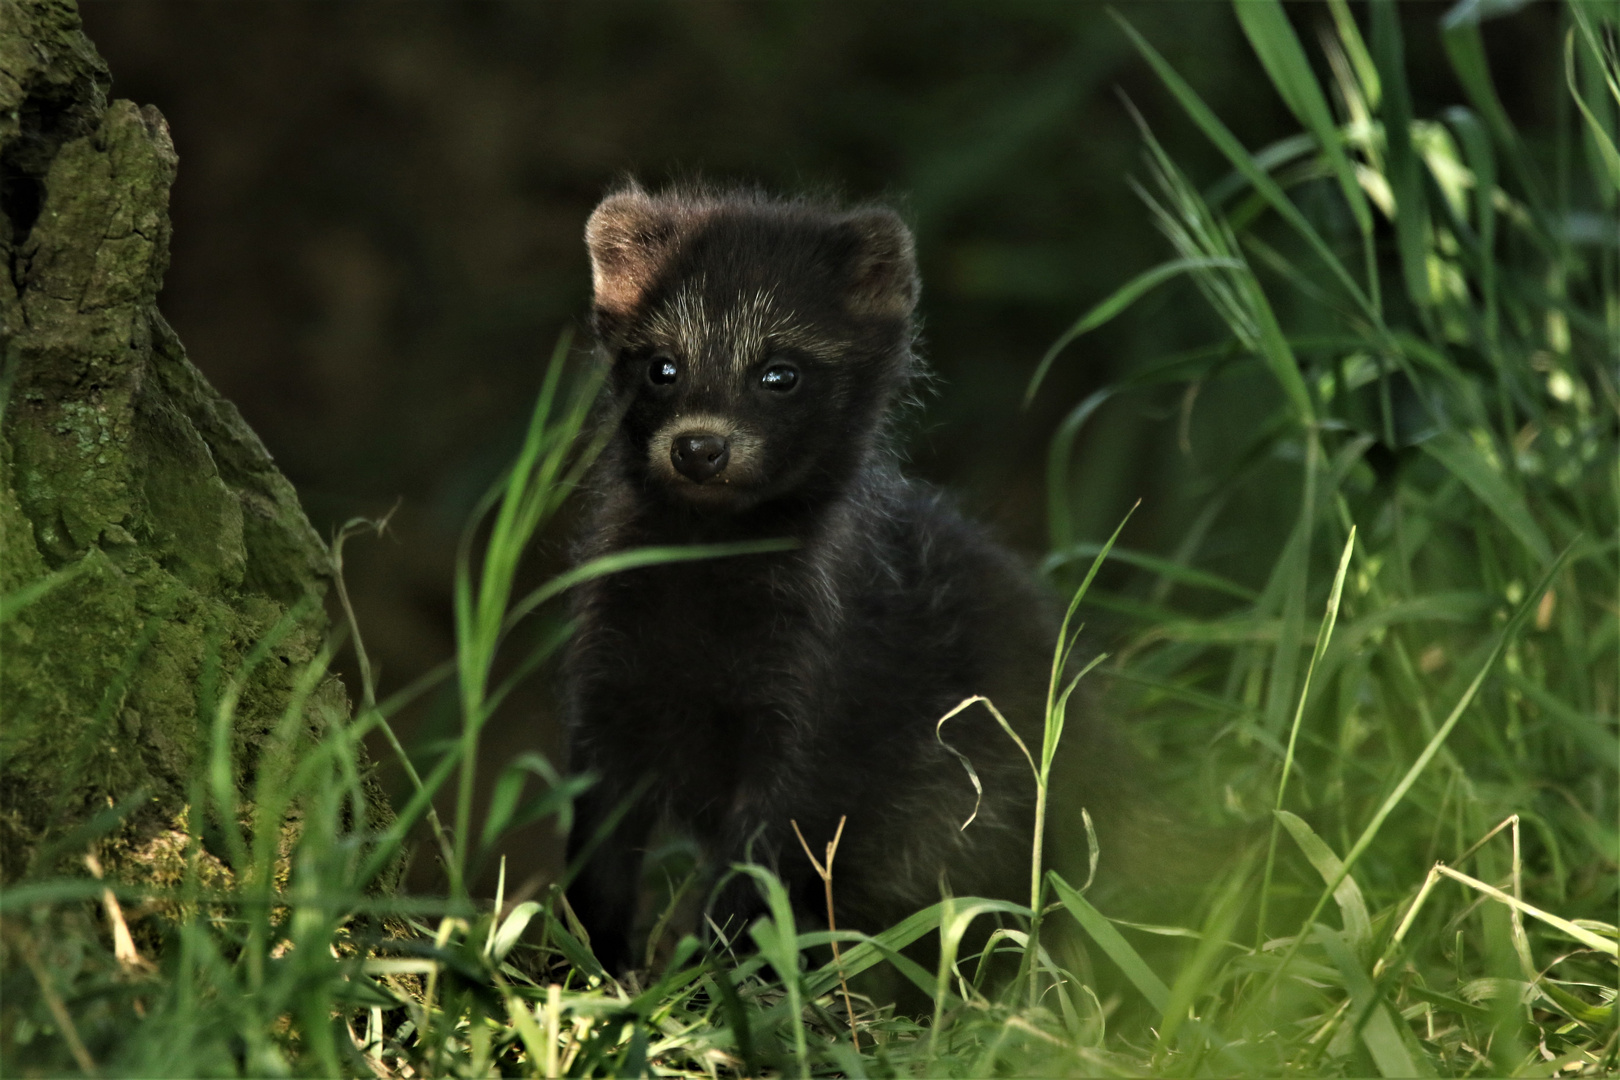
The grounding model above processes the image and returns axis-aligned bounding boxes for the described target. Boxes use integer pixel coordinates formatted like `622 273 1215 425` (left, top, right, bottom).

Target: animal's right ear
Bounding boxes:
585 185 678 329
836 208 919 320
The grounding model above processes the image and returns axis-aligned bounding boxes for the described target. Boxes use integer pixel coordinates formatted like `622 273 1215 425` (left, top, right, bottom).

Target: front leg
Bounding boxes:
565 781 653 976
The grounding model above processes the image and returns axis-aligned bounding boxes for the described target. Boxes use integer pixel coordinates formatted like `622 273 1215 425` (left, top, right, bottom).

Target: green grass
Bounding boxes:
4 1 1616 1075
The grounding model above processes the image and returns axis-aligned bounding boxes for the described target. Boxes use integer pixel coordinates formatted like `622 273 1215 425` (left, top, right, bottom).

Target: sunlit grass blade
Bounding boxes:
1371 0 1435 319
1235 0 1372 239
1433 863 1619 957
1327 0 1381 109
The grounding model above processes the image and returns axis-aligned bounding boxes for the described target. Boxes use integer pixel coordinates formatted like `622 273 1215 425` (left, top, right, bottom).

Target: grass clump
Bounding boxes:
3 1 1616 1076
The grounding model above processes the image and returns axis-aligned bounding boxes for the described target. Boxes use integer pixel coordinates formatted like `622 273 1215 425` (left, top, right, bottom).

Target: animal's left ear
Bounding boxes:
837 208 919 319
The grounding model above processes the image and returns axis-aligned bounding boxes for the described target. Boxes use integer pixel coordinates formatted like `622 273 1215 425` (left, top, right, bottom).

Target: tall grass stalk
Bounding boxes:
1255 527 1356 945
1024 501 1135 1005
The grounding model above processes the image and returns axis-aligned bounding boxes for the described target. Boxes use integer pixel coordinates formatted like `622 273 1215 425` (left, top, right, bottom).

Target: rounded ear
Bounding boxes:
584 183 677 319
839 208 919 318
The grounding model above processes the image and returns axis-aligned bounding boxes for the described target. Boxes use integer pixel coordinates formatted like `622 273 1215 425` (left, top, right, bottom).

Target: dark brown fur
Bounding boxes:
563 184 1122 974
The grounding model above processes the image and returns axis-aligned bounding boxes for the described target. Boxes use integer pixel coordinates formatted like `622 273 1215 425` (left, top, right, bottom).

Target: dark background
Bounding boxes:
79 0 1564 897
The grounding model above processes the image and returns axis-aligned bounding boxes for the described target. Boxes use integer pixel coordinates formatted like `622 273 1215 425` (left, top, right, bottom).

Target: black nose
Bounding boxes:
671 433 730 482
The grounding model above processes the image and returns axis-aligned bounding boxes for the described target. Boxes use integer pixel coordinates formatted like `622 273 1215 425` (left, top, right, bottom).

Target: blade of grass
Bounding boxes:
1045 388 1114 553
0 558 91 624
1566 26 1620 190
1327 0 1382 109
1152 851 1254 1056
803 900 1025 996
1444 107 1503 362
1257 527 1356 944
1253 541 1576 1011
734 865 809 1078
1114 10 1380 327
1421 431 1553 563
1049 871 1170 1013
1275 811 1372 948
501 539 797 633
1371 0 1436 321
1042 543 1259 601
1235 0 1373 241
1025 504 1135 1004
1315 924 1433 1077
1127 101 1318 425
1434 863 1618 956
1024 256 1242 405
1442 13 1552 226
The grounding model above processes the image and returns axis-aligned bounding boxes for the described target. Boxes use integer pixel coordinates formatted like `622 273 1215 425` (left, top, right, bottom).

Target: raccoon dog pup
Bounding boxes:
565 183 1087 974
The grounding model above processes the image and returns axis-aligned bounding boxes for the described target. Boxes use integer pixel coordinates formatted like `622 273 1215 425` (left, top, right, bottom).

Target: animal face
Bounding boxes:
585 186 919 511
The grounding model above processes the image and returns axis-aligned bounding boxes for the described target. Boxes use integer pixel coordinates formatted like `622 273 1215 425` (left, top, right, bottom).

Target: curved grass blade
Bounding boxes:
502 538 798 632
1566 26 1620 192
1043 542 1259 601
1153 852 1254 1055
1046 388 1114 553
802 898 1033 997
1024 257 1242 405
1276 811 1372 948
1128 104 1317 426
1441 15 1551 226
935 694 1034 831
1328 0 1381 108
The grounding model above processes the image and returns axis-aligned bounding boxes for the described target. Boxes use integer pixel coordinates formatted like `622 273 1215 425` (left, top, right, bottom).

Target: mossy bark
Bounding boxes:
0 0 381 881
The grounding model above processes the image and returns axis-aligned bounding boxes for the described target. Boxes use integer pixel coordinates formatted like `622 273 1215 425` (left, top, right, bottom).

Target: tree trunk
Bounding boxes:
0 0 376 882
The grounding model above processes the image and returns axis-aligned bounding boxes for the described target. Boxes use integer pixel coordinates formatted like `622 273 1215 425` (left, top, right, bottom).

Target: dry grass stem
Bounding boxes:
22 940 98 1076
84 851 146 970
792 814 859 1051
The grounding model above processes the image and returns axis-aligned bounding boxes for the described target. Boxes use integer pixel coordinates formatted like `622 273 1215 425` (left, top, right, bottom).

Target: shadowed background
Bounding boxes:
79 0 1564 896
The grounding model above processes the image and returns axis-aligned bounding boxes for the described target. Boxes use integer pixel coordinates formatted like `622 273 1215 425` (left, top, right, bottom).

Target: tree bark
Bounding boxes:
0 0 374 881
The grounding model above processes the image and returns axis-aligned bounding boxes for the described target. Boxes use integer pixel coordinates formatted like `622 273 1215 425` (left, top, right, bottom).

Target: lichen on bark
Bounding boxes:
0 0 381 882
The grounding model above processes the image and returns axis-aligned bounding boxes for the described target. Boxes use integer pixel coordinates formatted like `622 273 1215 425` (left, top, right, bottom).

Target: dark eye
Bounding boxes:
647 354 679 386
760 363 799 392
